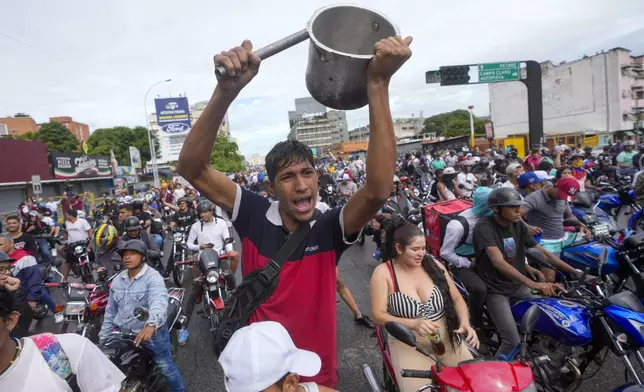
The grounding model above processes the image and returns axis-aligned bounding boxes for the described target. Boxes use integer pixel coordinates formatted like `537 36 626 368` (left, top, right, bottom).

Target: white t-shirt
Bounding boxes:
187 218 234 254
46 201 59 214
0 333 125 392
42 216 56 227
65 218 91 243
173 188 185 200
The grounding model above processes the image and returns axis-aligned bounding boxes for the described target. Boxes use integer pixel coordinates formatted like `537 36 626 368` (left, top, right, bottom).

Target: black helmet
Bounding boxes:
197 200 213 214
117 239 147 261
584 146 593 152
487 187 524 208
132 200 144 210
479 157 490 166
124 216 141 231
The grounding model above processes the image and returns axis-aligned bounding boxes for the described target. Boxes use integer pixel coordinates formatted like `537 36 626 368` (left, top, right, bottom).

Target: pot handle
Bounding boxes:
215 29 310 78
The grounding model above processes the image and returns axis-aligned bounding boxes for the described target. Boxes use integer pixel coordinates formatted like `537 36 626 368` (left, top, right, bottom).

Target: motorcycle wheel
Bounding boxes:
80 264 93 284
172 258 185 287
209 307 220 354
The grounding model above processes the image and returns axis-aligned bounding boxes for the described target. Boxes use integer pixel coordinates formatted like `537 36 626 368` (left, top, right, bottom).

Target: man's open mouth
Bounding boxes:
293 197 312 212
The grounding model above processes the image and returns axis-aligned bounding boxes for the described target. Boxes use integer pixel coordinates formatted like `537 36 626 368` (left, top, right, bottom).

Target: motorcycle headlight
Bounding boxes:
74 245 84 254
327 185 333 192
51 249 58 257
64 301 86 316
173 233 183 241
206 270 219 284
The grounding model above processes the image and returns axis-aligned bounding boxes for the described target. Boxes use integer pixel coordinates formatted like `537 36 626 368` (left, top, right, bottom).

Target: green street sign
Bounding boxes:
425 70 441 84
478 62 520 83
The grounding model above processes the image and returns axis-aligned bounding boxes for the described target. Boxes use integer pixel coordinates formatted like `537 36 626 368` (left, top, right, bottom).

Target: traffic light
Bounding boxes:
439 65 470 86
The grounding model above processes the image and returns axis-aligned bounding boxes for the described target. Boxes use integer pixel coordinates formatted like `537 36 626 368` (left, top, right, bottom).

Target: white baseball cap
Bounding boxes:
219 321 321 392
534 170 554 182
341 173 350 180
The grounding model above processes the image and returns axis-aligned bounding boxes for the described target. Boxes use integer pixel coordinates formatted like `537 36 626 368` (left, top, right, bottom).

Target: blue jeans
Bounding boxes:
36 238 52 265
145 325 185 392
41 288 57 314
152 234 163 250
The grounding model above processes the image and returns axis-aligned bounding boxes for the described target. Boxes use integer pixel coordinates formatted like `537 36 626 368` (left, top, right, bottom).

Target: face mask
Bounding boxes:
572 160 583 168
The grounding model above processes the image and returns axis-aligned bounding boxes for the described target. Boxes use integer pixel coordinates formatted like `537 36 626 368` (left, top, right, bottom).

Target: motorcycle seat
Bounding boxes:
606 291 644 313
624 233 644 250
38 264 47 279
68 289 89 303
573 192 596 209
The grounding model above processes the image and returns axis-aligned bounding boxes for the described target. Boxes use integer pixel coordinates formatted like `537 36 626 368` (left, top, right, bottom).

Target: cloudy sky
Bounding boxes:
2 0 644 157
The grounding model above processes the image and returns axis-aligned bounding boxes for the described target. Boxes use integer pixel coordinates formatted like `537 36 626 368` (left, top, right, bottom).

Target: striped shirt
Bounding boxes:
385 261 445 322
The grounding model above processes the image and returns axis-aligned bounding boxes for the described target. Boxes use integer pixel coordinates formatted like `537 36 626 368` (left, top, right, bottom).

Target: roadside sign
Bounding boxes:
478 62 520 83
32 175 42 195
485 122 494 139
425 70 441 84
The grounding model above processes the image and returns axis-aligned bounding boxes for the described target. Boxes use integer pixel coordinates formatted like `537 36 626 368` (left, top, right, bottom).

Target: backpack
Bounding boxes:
422 199 473 258
31 333 81 392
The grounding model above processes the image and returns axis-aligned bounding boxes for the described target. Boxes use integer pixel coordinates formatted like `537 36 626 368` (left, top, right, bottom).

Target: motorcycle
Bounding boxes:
169 226 191 286
34 238 64 320
598 178 643 232
569 191 616 233
508 250 644 391
369 318 536 392
321 183 337 208
192 244 237 353
100 307 170 392
166 287 187 355
66 239 94 283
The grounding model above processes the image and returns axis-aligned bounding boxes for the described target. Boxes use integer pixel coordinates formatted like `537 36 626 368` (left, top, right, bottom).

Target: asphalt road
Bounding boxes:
34 235 644 392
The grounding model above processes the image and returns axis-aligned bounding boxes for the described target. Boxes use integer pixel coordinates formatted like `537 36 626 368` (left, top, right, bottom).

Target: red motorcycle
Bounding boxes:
366 309 539 392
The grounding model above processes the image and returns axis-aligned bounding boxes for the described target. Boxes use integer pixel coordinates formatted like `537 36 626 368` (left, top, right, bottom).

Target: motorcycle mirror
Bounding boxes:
520 305 540 335
599 248 608 266
385 321 416 348
526 248 554 270
133 307 150 321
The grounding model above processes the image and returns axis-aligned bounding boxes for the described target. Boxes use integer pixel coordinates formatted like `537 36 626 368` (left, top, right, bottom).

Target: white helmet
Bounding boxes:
624 140 636 147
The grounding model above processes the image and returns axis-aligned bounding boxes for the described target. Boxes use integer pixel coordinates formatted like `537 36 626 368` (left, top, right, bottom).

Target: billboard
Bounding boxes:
154 97 191 134
129 146 142 168
51 152 113 179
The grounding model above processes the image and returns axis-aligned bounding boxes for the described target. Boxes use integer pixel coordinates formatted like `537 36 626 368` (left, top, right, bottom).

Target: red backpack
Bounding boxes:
422 199 473 258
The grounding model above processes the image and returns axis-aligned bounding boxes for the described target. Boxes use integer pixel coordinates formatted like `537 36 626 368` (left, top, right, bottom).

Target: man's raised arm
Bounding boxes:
177 40 261 212
343 36 413 236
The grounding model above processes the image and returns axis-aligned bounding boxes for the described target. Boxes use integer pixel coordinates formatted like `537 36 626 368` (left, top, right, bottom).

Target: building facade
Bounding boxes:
394 117 423 140
49 116 90 142
287 97 348 152
148 100 231 164
348 125 370 142
489 47 644 142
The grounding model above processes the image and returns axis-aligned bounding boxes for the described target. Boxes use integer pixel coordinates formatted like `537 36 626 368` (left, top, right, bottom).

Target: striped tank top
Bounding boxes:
386 261 445 322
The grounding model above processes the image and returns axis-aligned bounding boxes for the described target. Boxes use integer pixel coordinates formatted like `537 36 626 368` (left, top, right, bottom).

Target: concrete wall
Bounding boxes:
489 51 626 139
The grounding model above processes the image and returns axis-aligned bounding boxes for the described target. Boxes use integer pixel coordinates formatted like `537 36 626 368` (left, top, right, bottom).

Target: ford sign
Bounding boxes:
165 102 179 110
162 123 190 133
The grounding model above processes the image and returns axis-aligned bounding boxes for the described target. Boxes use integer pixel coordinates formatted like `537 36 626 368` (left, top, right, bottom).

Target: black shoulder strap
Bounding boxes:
455 216 469 247
233 222 311 322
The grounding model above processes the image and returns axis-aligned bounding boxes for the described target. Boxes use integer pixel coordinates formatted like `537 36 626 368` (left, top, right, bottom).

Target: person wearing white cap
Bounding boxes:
501 163 525 189
219 321 336 392
435 167 463 201
337 173 358 197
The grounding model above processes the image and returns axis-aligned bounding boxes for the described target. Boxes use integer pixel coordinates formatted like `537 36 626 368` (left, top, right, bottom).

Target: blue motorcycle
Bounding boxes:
512 250 644 391
598 179 643 232
569 191 616 231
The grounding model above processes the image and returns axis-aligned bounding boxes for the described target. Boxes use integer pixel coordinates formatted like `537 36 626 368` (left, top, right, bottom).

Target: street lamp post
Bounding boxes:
144 79 171 187
467 105 475 150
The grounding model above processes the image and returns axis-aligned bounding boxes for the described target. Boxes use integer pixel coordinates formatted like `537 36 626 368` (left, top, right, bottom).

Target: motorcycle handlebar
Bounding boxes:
400 369 432 379
46 282 97 290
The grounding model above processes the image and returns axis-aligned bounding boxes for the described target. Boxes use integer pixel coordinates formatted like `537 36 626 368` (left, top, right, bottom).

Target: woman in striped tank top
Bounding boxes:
370 218 479 391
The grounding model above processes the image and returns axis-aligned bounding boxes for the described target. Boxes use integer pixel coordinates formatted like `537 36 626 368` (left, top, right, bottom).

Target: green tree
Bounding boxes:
37 122 79 152
422 109 487 138
210 136 245 173
16 131 39 141
87 126 159 166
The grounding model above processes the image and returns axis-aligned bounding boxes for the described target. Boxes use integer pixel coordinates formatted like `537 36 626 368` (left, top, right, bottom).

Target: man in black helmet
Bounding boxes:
473 187 563 357
132 200 153 234
120 216 161 272
99 240 185 391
